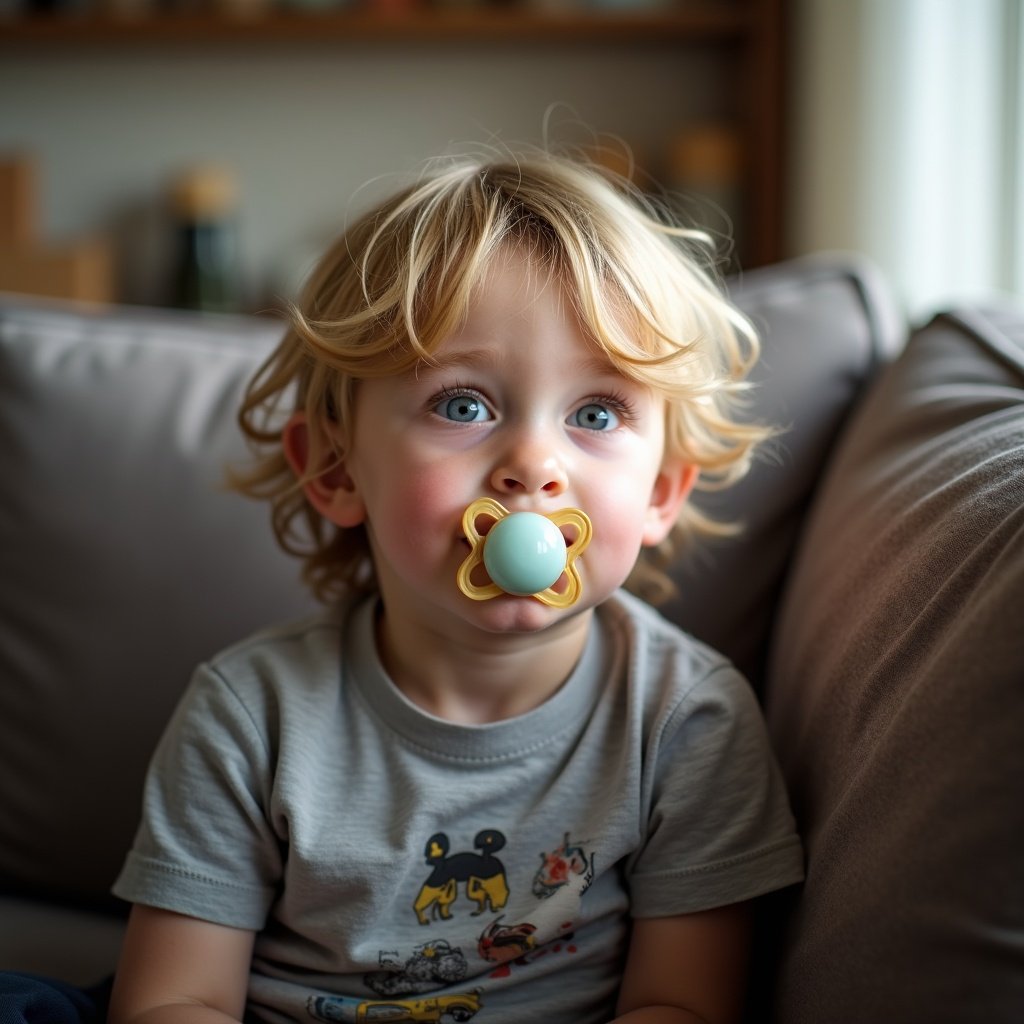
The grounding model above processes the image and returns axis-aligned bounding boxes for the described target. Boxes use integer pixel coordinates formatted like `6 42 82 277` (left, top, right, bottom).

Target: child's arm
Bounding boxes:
108 905 256 1024
612 902 752 1024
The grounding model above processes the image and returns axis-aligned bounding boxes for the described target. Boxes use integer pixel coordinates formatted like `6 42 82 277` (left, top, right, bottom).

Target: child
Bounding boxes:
109 151 803 1024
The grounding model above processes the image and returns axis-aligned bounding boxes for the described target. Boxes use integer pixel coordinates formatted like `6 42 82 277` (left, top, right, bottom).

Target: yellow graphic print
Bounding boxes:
413 830 508 926
308 990 481 1023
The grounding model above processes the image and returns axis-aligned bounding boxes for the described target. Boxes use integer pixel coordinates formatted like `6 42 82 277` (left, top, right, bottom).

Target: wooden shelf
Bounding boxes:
0 0 786 273
0 7 750 45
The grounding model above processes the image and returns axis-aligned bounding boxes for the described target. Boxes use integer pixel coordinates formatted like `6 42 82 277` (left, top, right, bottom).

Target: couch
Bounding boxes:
1 254 1021 1022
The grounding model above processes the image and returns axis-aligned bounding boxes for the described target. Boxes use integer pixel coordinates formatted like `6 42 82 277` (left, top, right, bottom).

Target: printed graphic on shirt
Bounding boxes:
364 940 469 997
476 915 538 965
307 989 481 1023
473 831 593 981
478 917 578 980
532 833 594 900
473 832 593 982
413 829 509 926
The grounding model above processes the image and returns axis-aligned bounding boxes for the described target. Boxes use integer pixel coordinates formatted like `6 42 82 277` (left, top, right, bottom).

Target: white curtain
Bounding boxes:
788 0 1023 320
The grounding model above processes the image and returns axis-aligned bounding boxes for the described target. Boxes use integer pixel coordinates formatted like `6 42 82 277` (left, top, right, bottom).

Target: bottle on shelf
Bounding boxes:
168 164 240 314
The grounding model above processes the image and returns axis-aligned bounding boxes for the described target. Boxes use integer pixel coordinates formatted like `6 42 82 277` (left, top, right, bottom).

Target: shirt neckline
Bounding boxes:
345 595 610 763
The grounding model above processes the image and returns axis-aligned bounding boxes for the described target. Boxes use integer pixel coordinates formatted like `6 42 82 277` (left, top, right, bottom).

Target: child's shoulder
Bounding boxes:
153 600 371 778
199 600 355 705
599 589 757 727
600 588 736 677
210 608 343 667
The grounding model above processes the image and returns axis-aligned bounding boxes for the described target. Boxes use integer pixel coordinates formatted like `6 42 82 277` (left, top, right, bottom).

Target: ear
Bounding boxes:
282 411 366 528
641 460 699 547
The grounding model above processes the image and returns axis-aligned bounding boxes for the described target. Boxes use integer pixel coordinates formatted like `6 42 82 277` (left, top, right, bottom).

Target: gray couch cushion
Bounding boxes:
665 254 903 687
765 307 1024 1021
0 299 315 909
0 253 900 917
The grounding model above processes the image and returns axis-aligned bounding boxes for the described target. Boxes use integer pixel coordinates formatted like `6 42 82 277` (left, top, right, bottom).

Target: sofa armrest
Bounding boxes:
764 303 1024 1021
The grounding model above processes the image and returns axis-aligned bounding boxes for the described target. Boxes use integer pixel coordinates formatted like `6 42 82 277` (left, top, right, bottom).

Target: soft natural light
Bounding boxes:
791 0 1023 321
1011 3 1024 298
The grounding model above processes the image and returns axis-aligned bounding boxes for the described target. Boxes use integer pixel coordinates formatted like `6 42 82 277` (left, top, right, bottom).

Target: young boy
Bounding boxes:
109 152 803 1024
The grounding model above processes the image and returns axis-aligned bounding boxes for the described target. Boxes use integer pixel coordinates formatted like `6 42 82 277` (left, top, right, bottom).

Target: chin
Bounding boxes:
462 594 576 635
462 589 607 638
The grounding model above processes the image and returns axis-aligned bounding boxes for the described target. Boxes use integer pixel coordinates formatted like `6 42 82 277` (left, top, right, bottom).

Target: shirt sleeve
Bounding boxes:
112 662 282 930
627 665 804 917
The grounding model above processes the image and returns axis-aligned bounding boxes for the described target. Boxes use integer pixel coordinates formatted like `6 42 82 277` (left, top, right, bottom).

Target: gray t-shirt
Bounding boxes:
114 590 803 1024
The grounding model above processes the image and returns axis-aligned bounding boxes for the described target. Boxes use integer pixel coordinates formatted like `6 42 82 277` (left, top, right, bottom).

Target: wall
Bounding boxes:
0 41 726 309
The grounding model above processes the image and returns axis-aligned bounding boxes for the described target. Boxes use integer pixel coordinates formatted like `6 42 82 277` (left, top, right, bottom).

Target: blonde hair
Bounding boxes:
233 149 772 604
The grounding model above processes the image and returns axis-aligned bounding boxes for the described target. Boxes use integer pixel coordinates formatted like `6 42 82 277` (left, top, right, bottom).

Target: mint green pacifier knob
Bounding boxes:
483 512 567 597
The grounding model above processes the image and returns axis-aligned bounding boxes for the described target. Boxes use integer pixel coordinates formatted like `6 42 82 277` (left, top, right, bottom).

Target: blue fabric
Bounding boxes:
0 973 110 1024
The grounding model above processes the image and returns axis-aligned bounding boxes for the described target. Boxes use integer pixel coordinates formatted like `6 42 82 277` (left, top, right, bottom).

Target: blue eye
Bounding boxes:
436 393 491 423
572 403 620 431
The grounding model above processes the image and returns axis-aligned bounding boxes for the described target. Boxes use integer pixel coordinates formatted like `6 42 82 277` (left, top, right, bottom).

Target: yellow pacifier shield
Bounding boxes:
457 497 593 608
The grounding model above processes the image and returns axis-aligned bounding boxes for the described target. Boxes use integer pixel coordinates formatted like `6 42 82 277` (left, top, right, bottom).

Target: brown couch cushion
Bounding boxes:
765 307 1024 1022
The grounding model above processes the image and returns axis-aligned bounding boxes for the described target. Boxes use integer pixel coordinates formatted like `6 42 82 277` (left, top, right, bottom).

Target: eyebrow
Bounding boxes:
576 353 625 379
405 348 497 387
431 348 622 376
410 346 630 389
429 348 501 371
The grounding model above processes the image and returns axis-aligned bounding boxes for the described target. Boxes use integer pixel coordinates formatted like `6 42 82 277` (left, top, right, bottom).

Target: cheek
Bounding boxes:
396 472 460 515
368 462 469 554
589 469 655 529
583 469 661 566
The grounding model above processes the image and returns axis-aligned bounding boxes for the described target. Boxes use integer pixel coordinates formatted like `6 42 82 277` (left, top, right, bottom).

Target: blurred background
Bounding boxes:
0 0 1020 322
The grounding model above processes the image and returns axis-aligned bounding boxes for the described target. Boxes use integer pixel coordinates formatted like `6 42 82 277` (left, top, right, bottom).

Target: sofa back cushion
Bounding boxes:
765 307 1024 1021
0 302 315 908
664 255 903 687
0 254 900 910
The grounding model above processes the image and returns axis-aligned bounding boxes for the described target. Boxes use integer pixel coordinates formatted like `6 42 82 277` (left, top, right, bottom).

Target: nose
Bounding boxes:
490 436 568 498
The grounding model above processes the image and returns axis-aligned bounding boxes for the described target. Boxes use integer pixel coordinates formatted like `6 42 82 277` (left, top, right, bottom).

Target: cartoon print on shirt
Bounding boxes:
476 916 538 965
476 832 594 981
364 940 469 996
532 833 595 900
413 829 509 925
478 917 578 980
307 989 481 1023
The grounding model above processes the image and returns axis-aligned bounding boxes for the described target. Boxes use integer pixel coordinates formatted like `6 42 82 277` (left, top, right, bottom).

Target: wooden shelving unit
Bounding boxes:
0 7 750 44
0 0 786 274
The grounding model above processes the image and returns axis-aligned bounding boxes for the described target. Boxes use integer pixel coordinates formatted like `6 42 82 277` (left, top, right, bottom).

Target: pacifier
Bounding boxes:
457 497 593 608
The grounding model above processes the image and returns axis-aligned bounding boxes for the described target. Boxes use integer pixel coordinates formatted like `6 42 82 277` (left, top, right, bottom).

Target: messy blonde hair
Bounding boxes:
233 149 772 604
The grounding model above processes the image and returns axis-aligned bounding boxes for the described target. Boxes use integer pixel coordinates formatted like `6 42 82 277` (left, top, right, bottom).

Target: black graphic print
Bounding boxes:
413 829 509 925
364 940 469 996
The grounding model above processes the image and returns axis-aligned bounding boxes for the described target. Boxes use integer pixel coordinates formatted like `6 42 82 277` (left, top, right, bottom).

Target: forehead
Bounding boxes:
433 249 607 359
432 302 626 391
383 241 662 400
466 245 567 317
